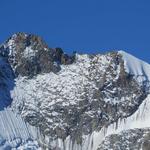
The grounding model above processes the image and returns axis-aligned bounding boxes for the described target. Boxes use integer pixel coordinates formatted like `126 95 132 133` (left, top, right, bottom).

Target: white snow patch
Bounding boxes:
23 46 37 59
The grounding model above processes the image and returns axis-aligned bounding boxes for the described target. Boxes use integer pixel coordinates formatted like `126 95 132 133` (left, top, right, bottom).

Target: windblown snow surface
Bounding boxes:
0 51 150 150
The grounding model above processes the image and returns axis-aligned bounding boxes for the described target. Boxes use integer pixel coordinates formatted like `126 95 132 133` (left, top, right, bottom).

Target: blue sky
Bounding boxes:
0 0 150 63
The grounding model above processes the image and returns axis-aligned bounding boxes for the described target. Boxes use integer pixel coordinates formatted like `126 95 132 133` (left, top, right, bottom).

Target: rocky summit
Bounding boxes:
0 33 75 77
0 33 150 150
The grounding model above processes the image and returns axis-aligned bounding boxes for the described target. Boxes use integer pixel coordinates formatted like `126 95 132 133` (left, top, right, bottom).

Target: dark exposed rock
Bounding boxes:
0 32 75 77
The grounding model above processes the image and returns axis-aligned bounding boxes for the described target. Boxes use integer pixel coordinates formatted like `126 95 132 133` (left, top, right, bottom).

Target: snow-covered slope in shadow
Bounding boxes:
0 57 15 110
0 108 40 149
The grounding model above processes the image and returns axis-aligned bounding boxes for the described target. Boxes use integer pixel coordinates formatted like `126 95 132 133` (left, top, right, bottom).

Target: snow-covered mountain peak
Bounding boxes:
0 33 150 149
1 32 47 56
119 50 150 77
119 50 150 87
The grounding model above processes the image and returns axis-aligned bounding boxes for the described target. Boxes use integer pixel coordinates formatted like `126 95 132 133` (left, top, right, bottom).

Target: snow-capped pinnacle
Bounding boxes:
118 50 150 85
0 32 49 58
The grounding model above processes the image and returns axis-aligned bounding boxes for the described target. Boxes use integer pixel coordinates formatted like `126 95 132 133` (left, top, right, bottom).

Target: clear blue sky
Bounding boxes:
0 0 150 63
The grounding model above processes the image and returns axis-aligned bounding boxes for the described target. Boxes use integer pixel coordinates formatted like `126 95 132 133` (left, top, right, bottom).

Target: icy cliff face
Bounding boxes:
0 33 150 150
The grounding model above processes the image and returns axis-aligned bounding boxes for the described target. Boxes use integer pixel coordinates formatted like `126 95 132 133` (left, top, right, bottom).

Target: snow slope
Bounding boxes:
119 50 150 87
0 108 40 150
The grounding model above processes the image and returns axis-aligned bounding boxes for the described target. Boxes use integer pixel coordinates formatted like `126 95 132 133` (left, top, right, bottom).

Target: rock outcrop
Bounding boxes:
0 33 75 77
